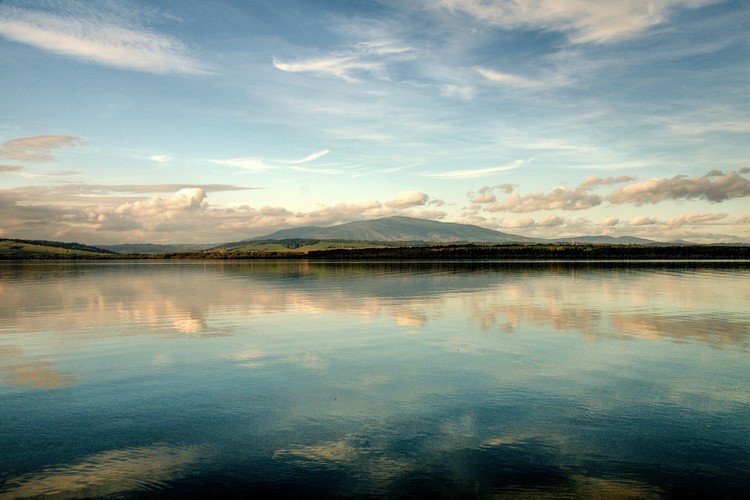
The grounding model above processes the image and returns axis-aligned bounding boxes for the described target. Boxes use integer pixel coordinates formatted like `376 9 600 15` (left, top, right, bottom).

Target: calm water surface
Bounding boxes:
0 260 748 498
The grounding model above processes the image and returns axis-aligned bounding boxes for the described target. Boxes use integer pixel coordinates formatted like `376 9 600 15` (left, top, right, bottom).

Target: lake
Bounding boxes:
1 260 748 498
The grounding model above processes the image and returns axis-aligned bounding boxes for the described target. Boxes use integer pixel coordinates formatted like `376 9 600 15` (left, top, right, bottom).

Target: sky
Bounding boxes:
1 0 749 244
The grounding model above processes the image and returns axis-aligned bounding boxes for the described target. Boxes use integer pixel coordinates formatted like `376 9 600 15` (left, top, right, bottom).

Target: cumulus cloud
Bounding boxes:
628 216 658 226
538 215 566 227
663 212 728 229
435 0 716 44
607 171 750 205
503 215 566 229
0 135 80 161
470 184 515 204
473 171 750 216
0 5 207 75
504 217 536 229
385 191 430 209
580 175 635 190
486 186 602 213
471 191 496 204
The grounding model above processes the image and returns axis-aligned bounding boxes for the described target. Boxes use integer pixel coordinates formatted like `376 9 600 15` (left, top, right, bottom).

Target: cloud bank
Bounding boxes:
475 171 750 214
607 171 750 205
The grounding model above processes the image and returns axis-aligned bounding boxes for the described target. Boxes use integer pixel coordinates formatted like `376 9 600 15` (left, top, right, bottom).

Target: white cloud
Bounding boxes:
0 135 80 161
150 155 172 163
477 68 542 88
435 0 718 44
663 212 728 229
273 56 382 83
486 186 602 213
504 217 536 229
579 175 635 190
628 216 658 226
427 159 529 179
607 171 750 205
0 6 207 75
385 191 429 209
106 188 208 230
209 158 272 172
284 149 331 164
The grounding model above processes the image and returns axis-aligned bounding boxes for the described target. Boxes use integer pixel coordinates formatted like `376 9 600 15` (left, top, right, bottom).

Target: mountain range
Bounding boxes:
3 216 695 257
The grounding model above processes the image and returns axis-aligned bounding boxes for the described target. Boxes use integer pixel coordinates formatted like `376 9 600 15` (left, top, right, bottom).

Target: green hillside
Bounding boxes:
0 239 114 258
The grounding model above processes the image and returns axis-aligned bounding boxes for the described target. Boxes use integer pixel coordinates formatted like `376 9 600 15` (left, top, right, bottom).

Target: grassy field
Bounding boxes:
0 240 110 257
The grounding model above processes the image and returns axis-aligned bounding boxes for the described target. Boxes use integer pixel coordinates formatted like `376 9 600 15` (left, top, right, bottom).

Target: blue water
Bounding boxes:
1 261 748 498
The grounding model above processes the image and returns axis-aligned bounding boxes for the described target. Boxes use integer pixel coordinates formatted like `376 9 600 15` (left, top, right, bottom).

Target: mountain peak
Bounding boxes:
246 216 534 243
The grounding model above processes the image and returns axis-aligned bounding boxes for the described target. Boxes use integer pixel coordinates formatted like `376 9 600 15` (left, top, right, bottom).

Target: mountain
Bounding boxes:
244 216 536 244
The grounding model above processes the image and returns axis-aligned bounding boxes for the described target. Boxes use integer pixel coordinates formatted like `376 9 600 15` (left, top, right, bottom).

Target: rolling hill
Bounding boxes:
237 216 536 245
0 238 115 257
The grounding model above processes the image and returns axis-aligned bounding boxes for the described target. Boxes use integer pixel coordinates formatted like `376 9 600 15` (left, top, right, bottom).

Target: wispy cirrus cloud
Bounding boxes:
0 5 208 75
0 135 80 161
273 55 383 83
209 158 272 172
477 67 570 90
435 0 718 44
283 149 330 164
426 159 530 179
477 68 544 89
272 34 415 83
150 155 172 163
210 150 333 173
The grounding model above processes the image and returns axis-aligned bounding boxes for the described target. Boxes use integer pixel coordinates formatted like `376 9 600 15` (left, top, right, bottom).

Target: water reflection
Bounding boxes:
1 262 747 345
1 444 206 499
1 261 748 497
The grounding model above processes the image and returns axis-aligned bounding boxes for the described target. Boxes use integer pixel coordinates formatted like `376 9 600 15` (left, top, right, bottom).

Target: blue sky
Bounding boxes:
1 0 748 244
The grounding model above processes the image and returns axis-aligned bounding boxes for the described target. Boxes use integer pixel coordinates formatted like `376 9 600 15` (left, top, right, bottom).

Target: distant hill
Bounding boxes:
549 235 660 245
238 216 535 244
549 236 693 245
100 243 215 254
0 238 114 257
